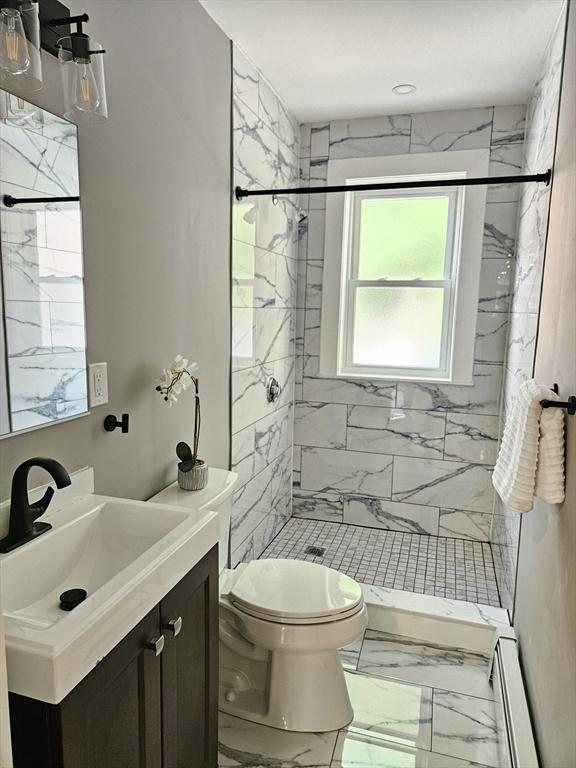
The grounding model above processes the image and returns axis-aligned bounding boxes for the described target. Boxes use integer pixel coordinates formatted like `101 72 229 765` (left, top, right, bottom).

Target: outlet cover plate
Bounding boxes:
89 362 108 407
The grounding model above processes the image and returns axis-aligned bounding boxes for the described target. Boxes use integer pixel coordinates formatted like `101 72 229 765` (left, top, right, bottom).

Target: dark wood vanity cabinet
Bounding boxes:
9 546 219 768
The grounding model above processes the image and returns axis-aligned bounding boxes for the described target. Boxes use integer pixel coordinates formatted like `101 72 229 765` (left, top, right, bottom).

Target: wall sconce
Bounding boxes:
0 0 108 123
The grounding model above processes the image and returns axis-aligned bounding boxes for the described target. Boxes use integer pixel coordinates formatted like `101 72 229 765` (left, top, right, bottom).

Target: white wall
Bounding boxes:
0 0 232 501
514 6 575 766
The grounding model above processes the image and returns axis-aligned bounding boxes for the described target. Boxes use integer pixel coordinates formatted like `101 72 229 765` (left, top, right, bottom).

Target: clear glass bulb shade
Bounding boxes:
71 58 100 112
58 35 108 124
0 8 30 74
0 3 42 91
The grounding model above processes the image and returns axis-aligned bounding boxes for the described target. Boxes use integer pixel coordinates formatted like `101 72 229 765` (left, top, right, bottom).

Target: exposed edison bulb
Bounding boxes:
0 8 30 75
71 58 100 112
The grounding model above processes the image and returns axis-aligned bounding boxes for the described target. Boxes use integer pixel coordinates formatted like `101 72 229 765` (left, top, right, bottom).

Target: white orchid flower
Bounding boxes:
156 355 199 405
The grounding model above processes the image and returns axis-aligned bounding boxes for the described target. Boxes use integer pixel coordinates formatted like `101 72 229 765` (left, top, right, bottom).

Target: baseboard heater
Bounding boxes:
494 637 539 768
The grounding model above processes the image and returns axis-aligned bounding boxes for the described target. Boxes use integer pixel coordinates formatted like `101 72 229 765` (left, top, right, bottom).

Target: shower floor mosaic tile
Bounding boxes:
218 628 505 767
260 518 501 607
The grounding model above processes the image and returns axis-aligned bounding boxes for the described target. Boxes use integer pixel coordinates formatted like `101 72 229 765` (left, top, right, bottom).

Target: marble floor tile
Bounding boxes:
218 712 338 767
340 635 364 671
331 731 490 767
344 671 432 750
432 691 502 768
357 631 495 700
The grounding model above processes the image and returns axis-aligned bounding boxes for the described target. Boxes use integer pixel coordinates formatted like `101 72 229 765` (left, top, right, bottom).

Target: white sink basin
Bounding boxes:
0 491 219 704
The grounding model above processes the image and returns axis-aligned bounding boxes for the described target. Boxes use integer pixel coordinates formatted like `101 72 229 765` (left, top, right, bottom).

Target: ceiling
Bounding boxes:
199 0 564 122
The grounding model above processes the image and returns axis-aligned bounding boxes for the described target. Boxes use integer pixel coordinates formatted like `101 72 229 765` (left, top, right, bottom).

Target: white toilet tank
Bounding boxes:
149 467 239 574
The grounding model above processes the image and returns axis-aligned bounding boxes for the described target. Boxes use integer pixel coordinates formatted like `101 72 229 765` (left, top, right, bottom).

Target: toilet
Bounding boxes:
151 467 368 733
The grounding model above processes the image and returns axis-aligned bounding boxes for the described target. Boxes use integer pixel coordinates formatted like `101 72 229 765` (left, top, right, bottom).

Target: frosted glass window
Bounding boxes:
358 197 450 280
353 287 444 368
338 184 462 379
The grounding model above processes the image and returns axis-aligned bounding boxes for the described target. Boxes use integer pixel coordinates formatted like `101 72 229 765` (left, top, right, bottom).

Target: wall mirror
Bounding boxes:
0 89 87 437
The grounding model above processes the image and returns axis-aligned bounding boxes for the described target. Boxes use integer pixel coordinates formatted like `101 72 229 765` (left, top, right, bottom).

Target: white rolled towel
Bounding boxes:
493 380 565 512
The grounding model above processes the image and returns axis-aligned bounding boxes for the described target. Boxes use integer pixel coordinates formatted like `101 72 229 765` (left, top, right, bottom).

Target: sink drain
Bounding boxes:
59 588 87 611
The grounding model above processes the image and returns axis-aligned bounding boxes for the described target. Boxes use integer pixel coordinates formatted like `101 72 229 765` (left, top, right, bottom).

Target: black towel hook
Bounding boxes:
540 384 576 415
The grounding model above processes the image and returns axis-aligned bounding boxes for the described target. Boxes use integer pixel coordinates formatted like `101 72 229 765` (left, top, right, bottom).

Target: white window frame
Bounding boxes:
320 149 489 384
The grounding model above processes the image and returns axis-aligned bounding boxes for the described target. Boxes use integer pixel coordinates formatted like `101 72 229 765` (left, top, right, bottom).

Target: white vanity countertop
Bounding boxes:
0 487 218 704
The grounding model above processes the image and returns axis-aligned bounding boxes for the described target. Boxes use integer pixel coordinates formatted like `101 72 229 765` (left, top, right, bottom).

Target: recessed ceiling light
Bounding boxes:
392 83 417 95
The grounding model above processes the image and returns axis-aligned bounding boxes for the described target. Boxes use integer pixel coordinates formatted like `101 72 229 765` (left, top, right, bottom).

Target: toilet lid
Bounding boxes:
228 559 363 620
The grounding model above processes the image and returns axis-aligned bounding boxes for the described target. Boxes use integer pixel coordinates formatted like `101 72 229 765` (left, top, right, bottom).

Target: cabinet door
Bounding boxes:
58 605 163 768
160 545 219 768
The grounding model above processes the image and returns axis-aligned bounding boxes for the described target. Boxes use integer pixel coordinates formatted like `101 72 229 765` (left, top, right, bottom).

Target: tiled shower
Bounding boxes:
230 8 564 611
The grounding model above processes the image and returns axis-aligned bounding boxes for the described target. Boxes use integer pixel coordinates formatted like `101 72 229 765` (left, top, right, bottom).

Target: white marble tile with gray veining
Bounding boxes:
232 306 294 371
254 403 294 474
358 630 495 700
232 362 275 434
330 731 490 767
49 302 85 352
232 47 259 115
410 108 493 153
306 208 326 260
231 463 275 550
392 457 494 514
432 691 502 768
0 119 78 196
474 314 508 365
478 258 513 313
2 243 84 303
292 489 343 522
308 157 328 210
301 447 393 497
9 350 87 424
232 241 276 309
218 712 338 767
488 104 526 203
305 259 323 309
344 497 439 535
444 413 499 465
303 307 321 356
439 509 492 542
505 311 538 373
310 122 330 157
231 425 256 486
233 99 279 190
305 377 396 407
482 203 517 259
347 406 446 459
275 254 297 308
329 115 411 159
396 365 502 416
300 123 311 157
4 300 52 356
295 400 347 448
345 670 433 749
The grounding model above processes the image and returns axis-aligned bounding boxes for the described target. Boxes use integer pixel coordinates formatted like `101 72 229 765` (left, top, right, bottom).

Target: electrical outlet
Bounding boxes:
89 362 108 407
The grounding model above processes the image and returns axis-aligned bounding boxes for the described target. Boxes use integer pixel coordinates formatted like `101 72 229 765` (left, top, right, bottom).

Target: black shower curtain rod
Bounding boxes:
235 169 551 200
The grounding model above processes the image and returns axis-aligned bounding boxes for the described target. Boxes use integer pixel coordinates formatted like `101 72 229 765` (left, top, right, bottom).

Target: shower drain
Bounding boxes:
305 545 326 557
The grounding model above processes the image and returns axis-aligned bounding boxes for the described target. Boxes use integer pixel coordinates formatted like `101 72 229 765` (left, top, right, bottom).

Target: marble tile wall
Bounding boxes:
294 105 526 543
0 97 87 433
491 10 566 610
230 47 299 564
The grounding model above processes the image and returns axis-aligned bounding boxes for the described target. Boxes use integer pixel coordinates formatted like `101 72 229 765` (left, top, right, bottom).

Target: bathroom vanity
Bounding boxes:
8 546 218 768
1 478 221 768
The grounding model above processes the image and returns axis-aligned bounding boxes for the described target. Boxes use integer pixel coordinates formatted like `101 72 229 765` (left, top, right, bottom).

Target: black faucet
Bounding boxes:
0 458 71 554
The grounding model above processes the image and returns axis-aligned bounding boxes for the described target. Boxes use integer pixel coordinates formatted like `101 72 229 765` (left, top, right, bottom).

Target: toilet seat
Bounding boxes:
222 559 363 623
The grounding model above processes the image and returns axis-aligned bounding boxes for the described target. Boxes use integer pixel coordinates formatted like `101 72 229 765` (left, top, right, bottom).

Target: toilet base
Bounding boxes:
219 647 354 732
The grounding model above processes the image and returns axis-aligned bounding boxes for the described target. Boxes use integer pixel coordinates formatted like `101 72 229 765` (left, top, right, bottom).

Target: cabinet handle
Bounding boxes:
146 634 165 656
163 616 183 637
